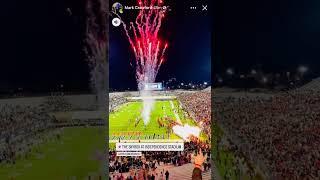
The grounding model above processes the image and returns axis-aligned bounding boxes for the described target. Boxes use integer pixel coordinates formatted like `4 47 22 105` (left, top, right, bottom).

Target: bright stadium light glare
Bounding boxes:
204 82 207 85
297 65 308 74
262 76 268 83
286 71 290 77
226 68 234 75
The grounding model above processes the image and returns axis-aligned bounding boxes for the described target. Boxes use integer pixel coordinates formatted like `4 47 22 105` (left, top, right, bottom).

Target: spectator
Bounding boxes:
165 170 169 180
214 89 320 179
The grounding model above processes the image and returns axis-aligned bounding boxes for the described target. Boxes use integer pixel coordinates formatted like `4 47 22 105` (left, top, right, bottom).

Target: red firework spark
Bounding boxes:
114 0 168 86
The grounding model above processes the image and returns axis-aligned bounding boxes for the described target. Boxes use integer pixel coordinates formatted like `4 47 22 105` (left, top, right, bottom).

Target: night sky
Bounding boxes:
110 0 212 91
0 0 88 94
213 0 320 78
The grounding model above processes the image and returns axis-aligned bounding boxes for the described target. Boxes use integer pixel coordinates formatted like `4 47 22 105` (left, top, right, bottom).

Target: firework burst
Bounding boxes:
113 0 168 90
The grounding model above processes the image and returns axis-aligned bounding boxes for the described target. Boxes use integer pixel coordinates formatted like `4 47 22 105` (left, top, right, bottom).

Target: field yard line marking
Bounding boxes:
170 101 182 124
170 100 175 109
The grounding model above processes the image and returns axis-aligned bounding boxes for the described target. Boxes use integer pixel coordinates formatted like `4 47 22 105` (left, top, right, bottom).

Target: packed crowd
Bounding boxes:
0 104 54 163
109 93 127 112
43 93 72 112
177 91 211 140
215 89 320 179
215 133 258 180
109 141 211 180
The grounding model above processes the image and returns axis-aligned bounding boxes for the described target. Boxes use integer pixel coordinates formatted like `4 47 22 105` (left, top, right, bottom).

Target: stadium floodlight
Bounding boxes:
181 83 184 86
204 82 207 85
226 68 234 75
262 76 268 83
251 69 257 75
297 65 308 74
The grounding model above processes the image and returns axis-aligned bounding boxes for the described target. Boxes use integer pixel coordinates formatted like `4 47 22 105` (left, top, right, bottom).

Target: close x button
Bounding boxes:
202 4 208 11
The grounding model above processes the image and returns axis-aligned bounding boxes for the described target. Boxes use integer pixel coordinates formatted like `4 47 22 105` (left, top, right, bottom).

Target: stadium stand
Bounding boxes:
109 92 127 112
0 93 105 165
297 77 320 92
0 104 54 163
202 86 211 92
214 79 320 179
43 93 73 112
109 141 211 180
176 91 211 140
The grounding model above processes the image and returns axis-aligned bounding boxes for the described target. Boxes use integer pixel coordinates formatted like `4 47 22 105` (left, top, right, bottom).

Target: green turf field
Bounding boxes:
213 125 263 180
0 127 106 180
109 100 206 145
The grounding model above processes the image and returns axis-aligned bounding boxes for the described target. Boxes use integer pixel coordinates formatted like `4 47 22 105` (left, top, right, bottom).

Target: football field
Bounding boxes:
109 100 200 146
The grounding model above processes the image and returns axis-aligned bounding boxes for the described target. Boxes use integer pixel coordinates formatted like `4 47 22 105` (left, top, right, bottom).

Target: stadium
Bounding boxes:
108 86 213 180
108 0 213 178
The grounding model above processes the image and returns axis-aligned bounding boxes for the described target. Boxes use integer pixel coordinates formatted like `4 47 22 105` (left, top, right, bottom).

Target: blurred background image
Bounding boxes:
0 0 108 179
213 0 320 179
